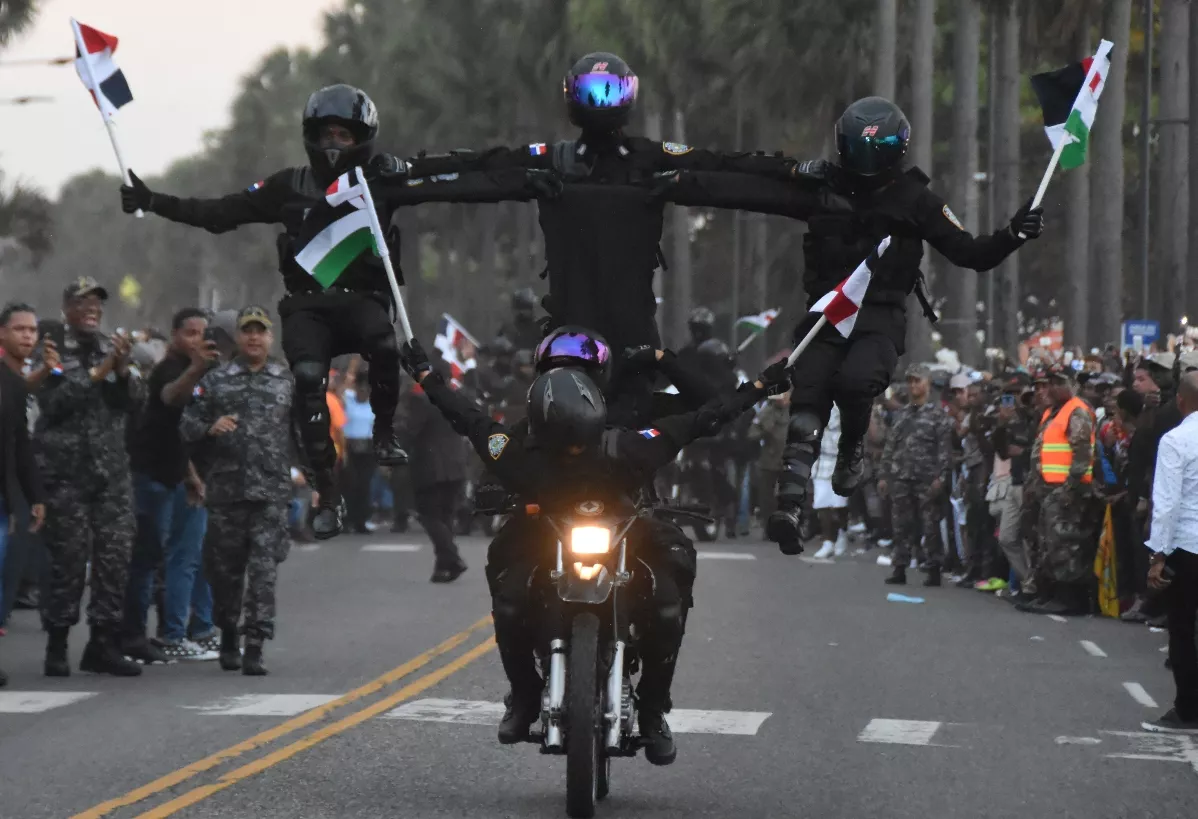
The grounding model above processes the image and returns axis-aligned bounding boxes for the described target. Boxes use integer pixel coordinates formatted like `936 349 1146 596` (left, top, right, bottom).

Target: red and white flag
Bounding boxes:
70 19 133 119
810 236 891 338
434 313 480 379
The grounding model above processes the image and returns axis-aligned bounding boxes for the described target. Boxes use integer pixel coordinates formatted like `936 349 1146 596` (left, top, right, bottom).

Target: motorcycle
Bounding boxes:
514 495 710 818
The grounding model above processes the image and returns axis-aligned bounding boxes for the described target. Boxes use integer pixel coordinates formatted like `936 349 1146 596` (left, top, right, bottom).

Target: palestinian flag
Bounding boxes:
736 308 780 335
294 172 377 288
810 236 890 338
1030 40 1114 170
70 19 133 119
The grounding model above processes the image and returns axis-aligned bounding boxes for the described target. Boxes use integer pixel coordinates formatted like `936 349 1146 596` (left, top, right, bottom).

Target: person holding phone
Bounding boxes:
1143 371 1198 733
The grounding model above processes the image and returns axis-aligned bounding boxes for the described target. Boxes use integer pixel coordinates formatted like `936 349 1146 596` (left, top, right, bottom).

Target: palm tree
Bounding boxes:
947 0 983 363
0 171 51 264
0 0 37 45
905 0 936 364
994 0 1023 352
1156 0 1187 330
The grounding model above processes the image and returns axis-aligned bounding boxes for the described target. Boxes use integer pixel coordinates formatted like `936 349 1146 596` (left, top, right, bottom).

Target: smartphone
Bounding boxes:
1000 394 1016 409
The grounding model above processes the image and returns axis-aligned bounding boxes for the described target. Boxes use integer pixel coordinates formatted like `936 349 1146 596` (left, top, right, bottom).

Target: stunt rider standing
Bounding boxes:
118 84 408 540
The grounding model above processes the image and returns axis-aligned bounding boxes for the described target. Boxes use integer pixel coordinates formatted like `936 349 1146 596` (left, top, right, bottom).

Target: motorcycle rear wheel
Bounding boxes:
566 612 603 818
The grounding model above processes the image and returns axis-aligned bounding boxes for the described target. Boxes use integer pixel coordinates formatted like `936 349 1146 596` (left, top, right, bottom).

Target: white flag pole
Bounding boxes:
354 166 413 341
785 315 828 368
1019 135 1068 238
70 18 142 218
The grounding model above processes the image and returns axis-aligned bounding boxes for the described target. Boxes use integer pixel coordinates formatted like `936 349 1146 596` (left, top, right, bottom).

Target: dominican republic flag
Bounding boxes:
294 172 377 289
71 19 133 119
528 143 548 156
736 308 780 335
1030 40 1114 170
434 313 479 379
810 236 891 338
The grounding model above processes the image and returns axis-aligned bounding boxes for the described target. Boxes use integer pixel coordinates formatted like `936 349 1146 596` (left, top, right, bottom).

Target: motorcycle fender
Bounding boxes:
557 566 615 604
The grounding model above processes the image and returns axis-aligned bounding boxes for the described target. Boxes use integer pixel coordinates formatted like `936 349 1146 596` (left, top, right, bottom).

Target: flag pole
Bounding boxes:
354 166 413 341
736 332 760 354
786 315 828 368
1021 134 1068 238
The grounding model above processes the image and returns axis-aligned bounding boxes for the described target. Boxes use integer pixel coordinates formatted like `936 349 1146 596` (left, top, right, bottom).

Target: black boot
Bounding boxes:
0 664 7 687
121 634 170 665
767 506 805 556
831 437 866 497
308 470 346 541
219 628 241 671
44 626 70 677
372 422 408 466
431 558 468 584
923 565 942 587
80 626 142 676
638 708 677 766
497 686 542 744
884 566 907 585
242 643 268 676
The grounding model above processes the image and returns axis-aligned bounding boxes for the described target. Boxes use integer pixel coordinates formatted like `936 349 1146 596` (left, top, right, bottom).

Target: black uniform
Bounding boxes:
673 164 1028 534
419 369 766 713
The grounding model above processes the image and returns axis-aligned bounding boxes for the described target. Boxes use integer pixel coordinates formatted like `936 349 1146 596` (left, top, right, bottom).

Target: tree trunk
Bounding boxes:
644 107 666 342
905 0 936 363
1064 11 1090 349
874 0 898 100
1189 0 1198 323
995 3 1024 353
948 0 982 363
671 107 693 348
1092 0 1132 345
1156 0 1189 330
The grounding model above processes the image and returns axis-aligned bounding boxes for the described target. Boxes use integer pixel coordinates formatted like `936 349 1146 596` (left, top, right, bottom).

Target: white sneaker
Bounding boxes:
848 521 867 534
833 531 848 557
160 638 219 662
876 538 893 548
876 553 892 566
813 540 835 559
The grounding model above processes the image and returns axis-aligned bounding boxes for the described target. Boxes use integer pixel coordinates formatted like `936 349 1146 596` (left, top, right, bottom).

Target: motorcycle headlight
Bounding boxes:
570 526 611 555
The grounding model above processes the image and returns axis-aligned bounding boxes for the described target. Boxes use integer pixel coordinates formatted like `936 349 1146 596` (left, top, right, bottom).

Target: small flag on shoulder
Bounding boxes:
71 19 133 119
294 171 377 289
1030 40 1114 170
810 236 890 338
736 308 780 335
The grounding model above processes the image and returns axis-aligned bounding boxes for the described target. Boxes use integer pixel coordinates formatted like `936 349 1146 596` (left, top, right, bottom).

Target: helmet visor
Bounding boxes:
837 130 908 176
566 72 638 110
535 332 611 371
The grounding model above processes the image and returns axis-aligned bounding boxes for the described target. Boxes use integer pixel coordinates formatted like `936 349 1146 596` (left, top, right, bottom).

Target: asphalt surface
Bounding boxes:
1 528 1194 819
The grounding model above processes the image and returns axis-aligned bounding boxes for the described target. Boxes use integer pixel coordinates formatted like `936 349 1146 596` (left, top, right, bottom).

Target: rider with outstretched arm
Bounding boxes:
399 336 789 766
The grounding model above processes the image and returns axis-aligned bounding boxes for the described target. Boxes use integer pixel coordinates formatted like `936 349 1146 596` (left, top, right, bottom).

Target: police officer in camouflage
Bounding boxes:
879 364 954 587
39 277 142 677
180 307 295 675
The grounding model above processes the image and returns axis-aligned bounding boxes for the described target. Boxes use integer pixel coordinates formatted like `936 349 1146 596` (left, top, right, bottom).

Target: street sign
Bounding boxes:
1121 320 1160 352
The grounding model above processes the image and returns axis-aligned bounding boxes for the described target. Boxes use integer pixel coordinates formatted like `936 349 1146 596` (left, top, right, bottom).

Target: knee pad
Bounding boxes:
292 360 328 395
787 410 823 444
367 330 400 363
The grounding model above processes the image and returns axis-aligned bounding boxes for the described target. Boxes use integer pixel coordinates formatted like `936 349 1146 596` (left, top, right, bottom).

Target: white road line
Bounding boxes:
1047 614 1068 623
1080 640 1107 658
1123 682 1159 709
696 551 757 561
799 556 834 565
382 698 772 735
184 694 341 716
1056 736 1102 745
857 718 941 746
361 543 422 553
0 691 98 713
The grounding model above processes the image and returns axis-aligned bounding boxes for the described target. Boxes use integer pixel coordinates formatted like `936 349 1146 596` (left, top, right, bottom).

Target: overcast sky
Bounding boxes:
0 0 341 196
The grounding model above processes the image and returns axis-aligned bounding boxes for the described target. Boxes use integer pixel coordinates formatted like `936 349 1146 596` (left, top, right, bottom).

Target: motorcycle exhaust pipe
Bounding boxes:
605 639 626 750
545 638 566 750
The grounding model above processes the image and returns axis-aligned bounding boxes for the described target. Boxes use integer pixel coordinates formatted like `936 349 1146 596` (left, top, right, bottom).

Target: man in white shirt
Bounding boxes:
1144 371 1198 733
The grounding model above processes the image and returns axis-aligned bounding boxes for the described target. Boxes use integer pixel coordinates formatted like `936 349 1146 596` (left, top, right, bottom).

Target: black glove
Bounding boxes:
622 345 660 371
792 159 830 180
367 153 408 180
1009 197 1044 240
527 169 564 200
758 359 792 396
120 170 153 214
400 338 433 381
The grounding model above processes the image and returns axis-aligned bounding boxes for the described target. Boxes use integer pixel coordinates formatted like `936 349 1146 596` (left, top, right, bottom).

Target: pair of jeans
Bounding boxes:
1165 550 1198 720
123 474 212 642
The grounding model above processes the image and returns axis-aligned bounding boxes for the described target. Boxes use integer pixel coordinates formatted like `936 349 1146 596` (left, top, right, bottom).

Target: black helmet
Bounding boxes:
688 306 715 343
534 326 612 385
528 368 607 451
697 338 732 366
511 287 538 313
563 52 638 133
834 96 910 184
302 84 379 186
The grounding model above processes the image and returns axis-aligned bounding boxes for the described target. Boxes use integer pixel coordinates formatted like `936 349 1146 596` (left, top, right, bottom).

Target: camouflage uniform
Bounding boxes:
37 328 139 629
180 357 294 644
1040 406 1096 584
882 400 953 568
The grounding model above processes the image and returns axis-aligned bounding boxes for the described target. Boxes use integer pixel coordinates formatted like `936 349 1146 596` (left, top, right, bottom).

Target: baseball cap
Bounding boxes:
1180 350 1198 372
1145 352 1176 372
905 363 931 381
63 276 109 302
949 373 971 390
1045 364 1073 382
236 305 273 330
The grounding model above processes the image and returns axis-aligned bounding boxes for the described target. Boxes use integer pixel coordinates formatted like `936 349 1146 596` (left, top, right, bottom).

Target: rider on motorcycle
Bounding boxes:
400 335 788 766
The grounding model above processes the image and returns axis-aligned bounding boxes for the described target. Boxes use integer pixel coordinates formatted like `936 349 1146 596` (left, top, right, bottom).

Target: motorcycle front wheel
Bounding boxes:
566 612 603 818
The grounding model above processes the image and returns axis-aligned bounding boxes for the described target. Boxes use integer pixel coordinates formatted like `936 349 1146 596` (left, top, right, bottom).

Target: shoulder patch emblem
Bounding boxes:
942 205 964 230
247 180 265 192
662 142 692 156
487 433 510 460
192 385 204 398
528 142 548 156
639 428 661 439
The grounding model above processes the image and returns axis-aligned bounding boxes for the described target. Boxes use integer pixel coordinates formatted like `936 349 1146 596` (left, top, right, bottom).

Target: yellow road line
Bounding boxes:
133 636 497 819
72 615 492 819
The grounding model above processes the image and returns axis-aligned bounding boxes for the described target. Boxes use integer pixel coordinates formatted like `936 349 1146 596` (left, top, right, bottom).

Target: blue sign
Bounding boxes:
1121 320 1161 351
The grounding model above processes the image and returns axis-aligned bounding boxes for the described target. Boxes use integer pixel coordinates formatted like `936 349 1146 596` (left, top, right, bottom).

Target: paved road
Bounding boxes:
1 529 1193 819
